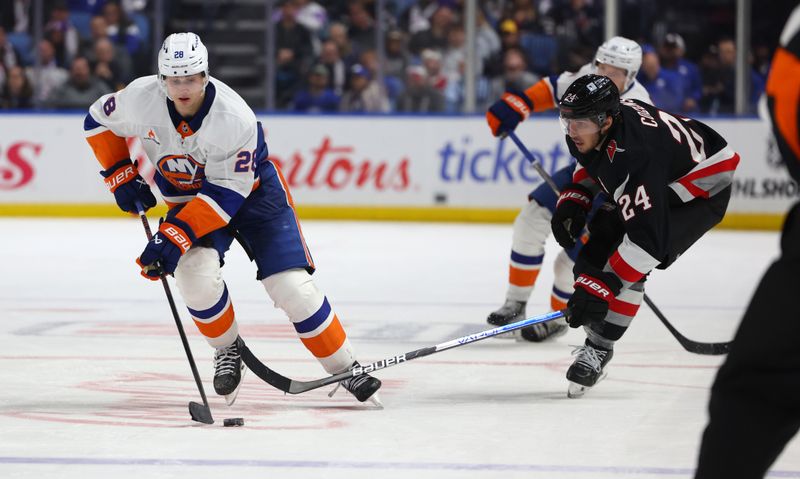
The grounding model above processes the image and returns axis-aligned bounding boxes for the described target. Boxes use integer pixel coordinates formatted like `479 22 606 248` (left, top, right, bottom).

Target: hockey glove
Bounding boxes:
100 159 157 213
136 218 196 280
551 183 593 249
486 89 533 137
566 268 622 328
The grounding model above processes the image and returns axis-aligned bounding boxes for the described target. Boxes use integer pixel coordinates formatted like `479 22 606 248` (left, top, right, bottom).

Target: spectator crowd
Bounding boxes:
0 0 777 115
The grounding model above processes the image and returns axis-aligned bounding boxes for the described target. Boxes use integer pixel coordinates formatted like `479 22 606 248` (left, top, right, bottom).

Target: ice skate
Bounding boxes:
486 299 526 339
518 316 568 342
328 362 383 407
566 340 613 398
213 338 246 406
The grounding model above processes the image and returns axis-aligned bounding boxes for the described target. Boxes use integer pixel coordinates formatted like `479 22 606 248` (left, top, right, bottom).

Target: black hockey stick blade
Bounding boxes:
189 401 214 424
240 310 566 395
643 295 731 355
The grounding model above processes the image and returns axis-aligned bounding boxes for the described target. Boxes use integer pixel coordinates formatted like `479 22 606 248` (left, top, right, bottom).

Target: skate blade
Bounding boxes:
223 364 247 407
367 392 384 409
566 371 607 399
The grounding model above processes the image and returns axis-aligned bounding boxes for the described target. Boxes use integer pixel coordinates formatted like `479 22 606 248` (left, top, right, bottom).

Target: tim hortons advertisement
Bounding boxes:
0 113 795 216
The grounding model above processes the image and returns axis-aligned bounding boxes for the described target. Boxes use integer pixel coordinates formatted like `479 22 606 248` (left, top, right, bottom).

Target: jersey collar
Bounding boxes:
167 81 217 138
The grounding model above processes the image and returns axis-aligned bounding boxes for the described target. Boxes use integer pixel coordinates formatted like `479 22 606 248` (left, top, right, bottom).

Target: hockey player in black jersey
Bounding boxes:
552 74 739 398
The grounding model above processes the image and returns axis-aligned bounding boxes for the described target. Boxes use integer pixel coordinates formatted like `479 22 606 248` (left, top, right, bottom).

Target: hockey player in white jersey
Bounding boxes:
84 32 381 405
484 36 652 342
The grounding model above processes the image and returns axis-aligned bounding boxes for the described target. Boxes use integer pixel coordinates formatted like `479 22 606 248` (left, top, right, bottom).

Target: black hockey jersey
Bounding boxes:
566 99 740 285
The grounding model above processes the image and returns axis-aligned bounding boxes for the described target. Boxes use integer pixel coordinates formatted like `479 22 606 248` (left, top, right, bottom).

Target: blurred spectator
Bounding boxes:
483 19 522 78
409 5 455 56
1 65 34 109
328 21 355 65
400 0 439 35
638 47 685 113
0 0 31 33
347 1 377 56
658 33 702 112
46 56 111 109
511 0 544 34
384 29 411 80
484 47 539 109
699 44 725 114
292 63 340 112
277 0 314 69
295 0 328 35
80 15 109 56
44 1 80 68
552 0 602 52
339 63 389 112
28 39 68 105
357 48 380 79
713 36 765 114
441 24 466 83
396 65 445 113
0 27 20 89
91 37 132 91
475 10 501 74
318 40 346 95
102 0 142 56
421 48 447 91
715 37 737 113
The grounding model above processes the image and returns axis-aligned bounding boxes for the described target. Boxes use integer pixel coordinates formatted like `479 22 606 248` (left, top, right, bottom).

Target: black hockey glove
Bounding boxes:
551 182 593 249
566 267 622 328
100 159 157 213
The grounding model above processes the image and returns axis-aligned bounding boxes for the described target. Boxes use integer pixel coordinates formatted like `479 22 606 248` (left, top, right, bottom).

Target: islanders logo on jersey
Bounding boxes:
157 154 205 191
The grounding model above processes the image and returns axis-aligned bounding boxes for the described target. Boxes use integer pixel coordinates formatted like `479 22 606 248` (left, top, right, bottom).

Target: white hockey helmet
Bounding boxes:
594 36 642 91
157 32 209 93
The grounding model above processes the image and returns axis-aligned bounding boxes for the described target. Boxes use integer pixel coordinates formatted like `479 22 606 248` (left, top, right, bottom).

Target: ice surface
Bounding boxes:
0 218 796 478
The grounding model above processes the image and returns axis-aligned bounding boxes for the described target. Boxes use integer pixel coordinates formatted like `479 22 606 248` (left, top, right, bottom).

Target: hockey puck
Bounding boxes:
223 418 244 427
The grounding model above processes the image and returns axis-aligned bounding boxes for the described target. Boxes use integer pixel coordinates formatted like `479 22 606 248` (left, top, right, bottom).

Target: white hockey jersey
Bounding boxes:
524 62 651 113
85 75 267 238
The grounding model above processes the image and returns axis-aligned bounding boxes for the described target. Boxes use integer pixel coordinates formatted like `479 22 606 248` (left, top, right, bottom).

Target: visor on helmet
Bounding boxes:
559 115 603 135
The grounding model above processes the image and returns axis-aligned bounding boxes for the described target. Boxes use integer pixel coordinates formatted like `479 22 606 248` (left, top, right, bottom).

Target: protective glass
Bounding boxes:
559 115 602 135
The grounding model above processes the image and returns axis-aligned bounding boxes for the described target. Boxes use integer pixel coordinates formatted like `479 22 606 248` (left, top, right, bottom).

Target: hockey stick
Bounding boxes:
507 131 732 355
239 309 567 394
134 200 214 424
642 295 730 355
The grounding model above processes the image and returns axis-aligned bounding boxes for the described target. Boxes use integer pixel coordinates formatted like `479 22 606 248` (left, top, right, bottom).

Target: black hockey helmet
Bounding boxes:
558 74 620 127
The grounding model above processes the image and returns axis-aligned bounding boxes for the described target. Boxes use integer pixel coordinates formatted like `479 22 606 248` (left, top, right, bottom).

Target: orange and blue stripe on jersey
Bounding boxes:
292 297 346 359
509 251 543 287
84 113 130 169
175 182 248 238
188 283 236 338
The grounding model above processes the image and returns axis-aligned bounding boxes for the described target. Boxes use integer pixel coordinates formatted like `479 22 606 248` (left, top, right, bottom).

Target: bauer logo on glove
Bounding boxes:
137 218 197 279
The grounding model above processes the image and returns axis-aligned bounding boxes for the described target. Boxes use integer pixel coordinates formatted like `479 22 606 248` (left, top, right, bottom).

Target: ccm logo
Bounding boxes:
104 165 136 192
576 276 612 298
503 93 531 117
162 226 192 252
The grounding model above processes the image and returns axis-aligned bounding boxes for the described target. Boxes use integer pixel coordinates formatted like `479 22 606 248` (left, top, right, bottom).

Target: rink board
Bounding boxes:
0 113 795 229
